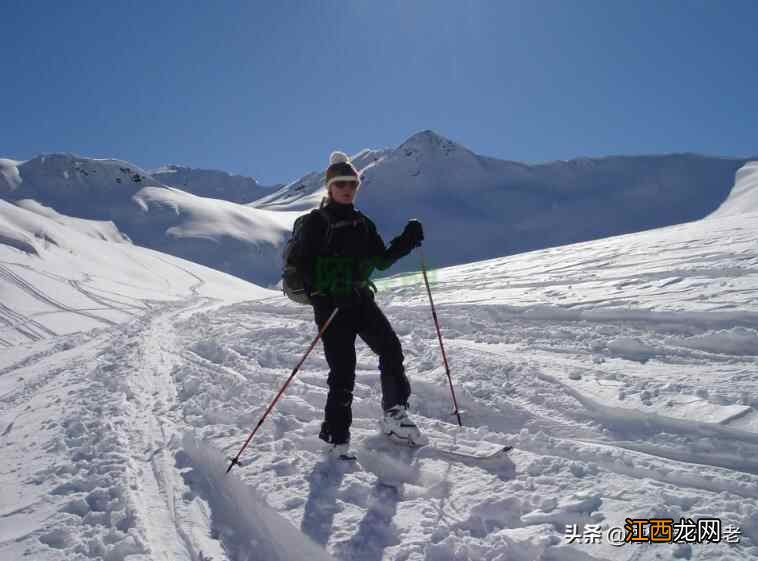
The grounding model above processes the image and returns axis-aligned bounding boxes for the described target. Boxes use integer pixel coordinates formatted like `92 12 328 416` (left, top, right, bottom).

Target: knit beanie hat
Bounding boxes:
325 151 360 190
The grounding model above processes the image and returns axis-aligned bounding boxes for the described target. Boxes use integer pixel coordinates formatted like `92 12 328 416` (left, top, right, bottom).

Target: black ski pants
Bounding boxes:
312 289 411 445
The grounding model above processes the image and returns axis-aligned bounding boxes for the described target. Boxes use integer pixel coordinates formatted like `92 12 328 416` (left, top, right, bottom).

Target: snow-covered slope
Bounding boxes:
0 198 266 345
0 199 336 561
251 148 394 212
711 161 758 217
2 138 752 289
253 131 750 274
14 199 131 244
131 186 299 285
0 155 295 286
150 164 280 204
2 197 757 560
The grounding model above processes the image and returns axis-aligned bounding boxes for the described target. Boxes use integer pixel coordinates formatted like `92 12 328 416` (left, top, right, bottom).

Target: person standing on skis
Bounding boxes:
294 151 425 458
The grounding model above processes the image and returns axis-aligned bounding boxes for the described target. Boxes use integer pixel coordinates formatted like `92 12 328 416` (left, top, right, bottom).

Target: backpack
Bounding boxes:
281 208 367 304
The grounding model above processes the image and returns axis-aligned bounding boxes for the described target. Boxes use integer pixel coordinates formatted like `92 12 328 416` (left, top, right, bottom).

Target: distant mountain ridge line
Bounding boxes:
3 143 753 192
1 129 755 289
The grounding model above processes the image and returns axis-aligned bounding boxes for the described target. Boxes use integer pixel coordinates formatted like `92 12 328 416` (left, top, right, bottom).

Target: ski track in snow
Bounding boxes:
3 300 757 560
0 264 117 327
2 213 758 560
165 295 758 561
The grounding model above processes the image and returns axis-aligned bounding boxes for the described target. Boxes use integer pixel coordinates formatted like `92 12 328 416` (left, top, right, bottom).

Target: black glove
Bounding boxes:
402 219 424 248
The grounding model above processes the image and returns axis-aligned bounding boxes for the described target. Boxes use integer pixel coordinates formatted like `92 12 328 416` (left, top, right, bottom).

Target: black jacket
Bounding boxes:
294 200 416 299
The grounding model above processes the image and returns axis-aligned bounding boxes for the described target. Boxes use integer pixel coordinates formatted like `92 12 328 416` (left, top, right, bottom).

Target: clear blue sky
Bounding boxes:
2 1 756 184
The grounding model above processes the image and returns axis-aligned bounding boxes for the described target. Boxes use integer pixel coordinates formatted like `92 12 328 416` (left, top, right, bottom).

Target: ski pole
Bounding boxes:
418 247 463 427
226 307 340 473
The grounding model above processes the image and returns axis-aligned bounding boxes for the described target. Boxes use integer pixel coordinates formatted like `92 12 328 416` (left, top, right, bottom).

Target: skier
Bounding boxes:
294 151 425 458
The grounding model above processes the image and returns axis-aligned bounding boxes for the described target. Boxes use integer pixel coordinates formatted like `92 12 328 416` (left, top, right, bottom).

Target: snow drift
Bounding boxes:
131 186 298 286
179 434 336 561
710 161 758 217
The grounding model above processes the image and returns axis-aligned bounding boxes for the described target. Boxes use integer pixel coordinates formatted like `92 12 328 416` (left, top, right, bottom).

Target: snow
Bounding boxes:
0 158 23 192
0 154 304 286
250 171 330 212
2 135 758 560
711 161 758 217
667 327 758 356
180 434 336 561
149 164 280 204
132 186 302 285
2 137 752 289
134 186 293 246
251 131 751 279
15 199 130 243
0 199 266 345
1 186 757 561
8 154 162 207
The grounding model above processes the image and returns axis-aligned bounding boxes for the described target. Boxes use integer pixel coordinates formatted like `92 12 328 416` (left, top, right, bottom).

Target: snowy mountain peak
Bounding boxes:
398 129 465 156
403 128 449 144
4 154 161 203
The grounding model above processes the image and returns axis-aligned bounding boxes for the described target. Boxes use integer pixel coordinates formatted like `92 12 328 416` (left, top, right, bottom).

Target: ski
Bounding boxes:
384 432 512 460
424 443 513 460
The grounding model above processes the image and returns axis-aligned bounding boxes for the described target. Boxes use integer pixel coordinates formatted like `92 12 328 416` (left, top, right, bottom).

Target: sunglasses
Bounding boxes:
332 180 359 190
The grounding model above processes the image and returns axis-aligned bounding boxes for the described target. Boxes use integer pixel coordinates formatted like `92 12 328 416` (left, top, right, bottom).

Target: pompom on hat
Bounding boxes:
329 150 350 165
325 150 361 190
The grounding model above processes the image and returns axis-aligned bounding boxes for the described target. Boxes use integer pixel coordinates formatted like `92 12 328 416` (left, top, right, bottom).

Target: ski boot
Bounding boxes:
319 422 357 461
381 404 427 446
